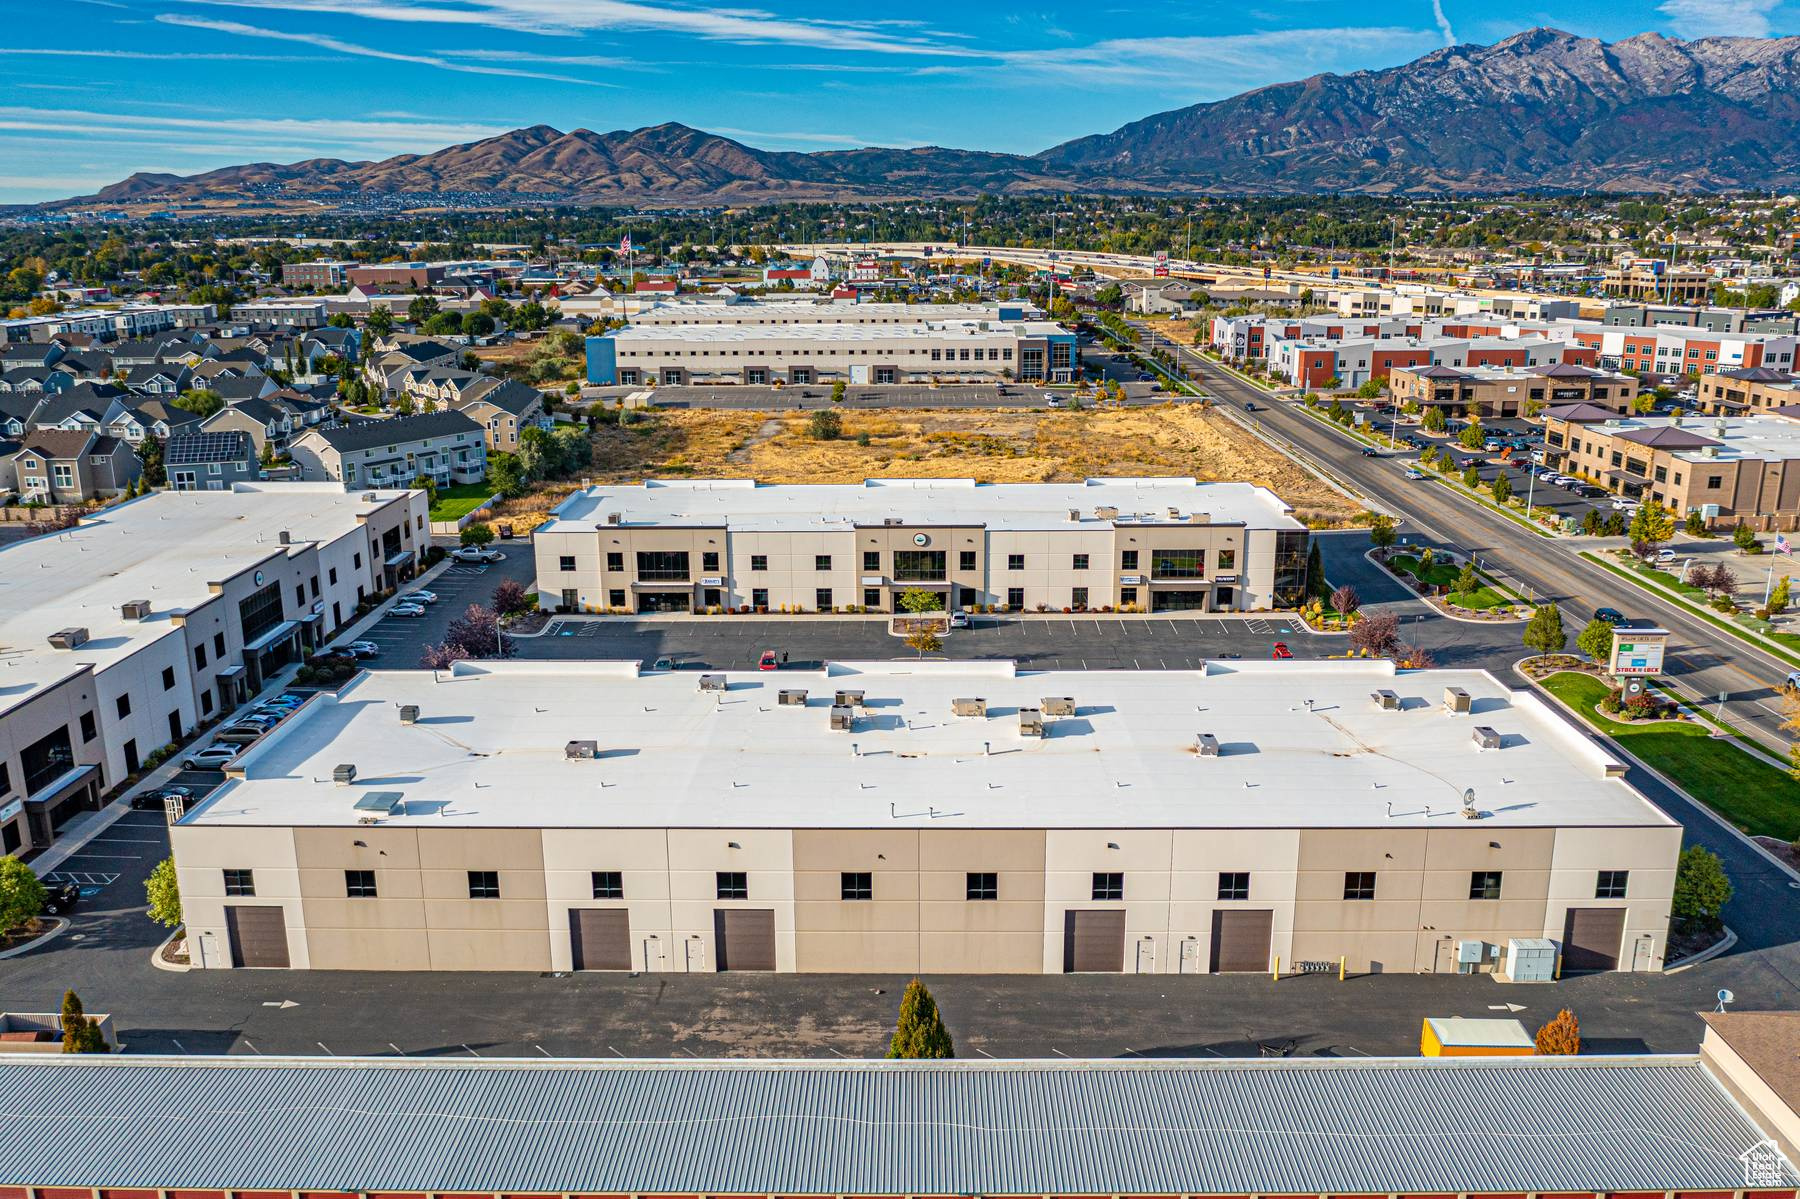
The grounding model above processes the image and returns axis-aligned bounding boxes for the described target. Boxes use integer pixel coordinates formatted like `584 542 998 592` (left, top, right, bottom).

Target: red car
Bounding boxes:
759 650 779 671
1271 642 1293 660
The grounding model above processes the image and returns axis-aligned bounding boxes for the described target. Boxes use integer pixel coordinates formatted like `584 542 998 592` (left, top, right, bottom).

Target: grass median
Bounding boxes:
1580 550 1800 672
1537 670 1800 840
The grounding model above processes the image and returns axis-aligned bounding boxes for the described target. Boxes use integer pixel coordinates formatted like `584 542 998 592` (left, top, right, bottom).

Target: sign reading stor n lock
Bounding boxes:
1608 626 1669 677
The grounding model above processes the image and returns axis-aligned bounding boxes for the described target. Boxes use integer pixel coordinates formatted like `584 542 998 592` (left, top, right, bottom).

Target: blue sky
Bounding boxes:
2 0 1796 204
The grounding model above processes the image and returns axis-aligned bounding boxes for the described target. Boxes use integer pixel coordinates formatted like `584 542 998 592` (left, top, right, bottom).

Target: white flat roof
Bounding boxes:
631 301 1028 323
1589 413 1800 463
537 478 1303 535
182 659 1673 831
609 320 1053 345
0 484 411 718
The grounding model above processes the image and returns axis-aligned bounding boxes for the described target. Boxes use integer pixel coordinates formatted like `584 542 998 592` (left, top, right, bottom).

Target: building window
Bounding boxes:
815 588 833 610
467 871 501 899
1596 870 1629 899
194 645 207 670
966 871 997 901
1007 553 1025 571
592 870 623 899
863 588 880 608
893 550 946 582
161 666 176 691
223 869 256 897
20 726 74 795
635 550 690 581
344 869 377 898
1707 475 1723 489
1469 871 1503 900
1120 586 1138 606
716 871 749 900
79 711 97 742
1343 871 1376 900
606 588 625 608
1151 548 1205 579
115 694 131 719
1072 553 1089 570
559 555 577 572
1217 872 1250 901
863 550 880 572
237 583 283 646
840 871 873 901
1072 586 1088 608
815 554 832 571
1121 550 1138 571
1091 872 1124 901
750 555 767 572
959 550 977 571
1218 549 1237 572
606 551 624 572
201 692 214 716
214 632 226 657
329 567 338 586
702 551 719 572
1007 587 1024 608
0 762 9 797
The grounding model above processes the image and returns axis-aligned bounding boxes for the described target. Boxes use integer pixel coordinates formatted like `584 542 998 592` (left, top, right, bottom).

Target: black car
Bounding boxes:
41 881 79 916
1594 607 1628 625
131 784 191 811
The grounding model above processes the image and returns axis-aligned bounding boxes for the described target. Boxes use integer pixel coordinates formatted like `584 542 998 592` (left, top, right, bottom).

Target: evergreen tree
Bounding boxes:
1770 574 1791 616
887 978 955 1059
1672 845 1733 925
1534 1008 1580 1056
59 991 105 1053
1523 602 1565 658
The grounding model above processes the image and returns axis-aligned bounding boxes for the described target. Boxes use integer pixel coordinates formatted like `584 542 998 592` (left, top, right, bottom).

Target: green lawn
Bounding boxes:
428 482 495 522
1389 553 1461 588
1538 671 1800 840
1447 586 1512 611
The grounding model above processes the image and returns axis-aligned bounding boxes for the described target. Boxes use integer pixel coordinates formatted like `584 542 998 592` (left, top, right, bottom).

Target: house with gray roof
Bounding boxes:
287 409 485 489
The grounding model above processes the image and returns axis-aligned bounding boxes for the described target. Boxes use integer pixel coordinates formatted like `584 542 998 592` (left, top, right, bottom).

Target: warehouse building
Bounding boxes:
585 320 1079 386
0 483 427 857
532 478 1308 615
628 298 1039 327
171 657 1679 975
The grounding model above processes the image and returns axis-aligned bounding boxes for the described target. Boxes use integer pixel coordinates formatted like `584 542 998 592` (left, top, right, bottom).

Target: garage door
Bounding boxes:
570 909 631 971
1562 907 1625 973
1063 910 1126 973
1210 909 1273 973
225 905 289 968
714 909 776 971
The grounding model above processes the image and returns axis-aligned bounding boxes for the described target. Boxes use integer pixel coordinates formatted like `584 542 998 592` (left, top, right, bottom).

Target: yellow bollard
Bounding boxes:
1339 955 1346 981
1272 955 1281 981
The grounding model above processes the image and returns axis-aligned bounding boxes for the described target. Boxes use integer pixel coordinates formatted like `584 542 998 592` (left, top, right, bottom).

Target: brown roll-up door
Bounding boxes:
714 908 776 971
225 905 290 968
570 908 631 971
1561 907 1625 973
1062 909 1126 973
1209 909 1273 973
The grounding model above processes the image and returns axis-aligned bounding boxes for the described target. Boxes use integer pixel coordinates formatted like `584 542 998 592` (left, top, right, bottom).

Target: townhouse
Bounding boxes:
287 410 486 489
448 378 549 453
165 430 260 492
11 429 139 503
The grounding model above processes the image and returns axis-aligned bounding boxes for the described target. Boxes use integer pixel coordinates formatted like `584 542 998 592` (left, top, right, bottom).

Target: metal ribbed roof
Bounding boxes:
0 1055 1790 1193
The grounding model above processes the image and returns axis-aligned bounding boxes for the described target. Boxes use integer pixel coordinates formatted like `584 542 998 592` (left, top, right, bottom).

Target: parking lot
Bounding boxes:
350 543 535 668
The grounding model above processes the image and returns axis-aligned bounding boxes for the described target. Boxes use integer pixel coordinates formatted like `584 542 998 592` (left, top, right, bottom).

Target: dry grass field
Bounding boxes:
481 402 1361 532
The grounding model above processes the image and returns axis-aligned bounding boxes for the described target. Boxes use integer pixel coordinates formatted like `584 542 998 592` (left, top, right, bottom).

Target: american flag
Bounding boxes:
620 233 632 254
1778 533 1793 555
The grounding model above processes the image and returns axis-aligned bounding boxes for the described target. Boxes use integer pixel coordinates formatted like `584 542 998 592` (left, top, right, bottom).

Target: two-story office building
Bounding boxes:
0 484 427 857
532 479 1309 615
1388 363 1638 419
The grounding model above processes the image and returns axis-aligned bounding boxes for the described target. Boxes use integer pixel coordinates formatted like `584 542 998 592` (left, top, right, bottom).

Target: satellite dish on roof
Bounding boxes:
1716 988 1735 1013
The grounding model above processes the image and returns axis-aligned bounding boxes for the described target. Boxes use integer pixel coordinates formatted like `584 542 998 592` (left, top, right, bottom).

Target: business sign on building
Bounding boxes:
1608 626 1668 677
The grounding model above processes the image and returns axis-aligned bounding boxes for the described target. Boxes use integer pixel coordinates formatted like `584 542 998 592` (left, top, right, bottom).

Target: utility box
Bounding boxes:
1195 733 1221 757
1018 708 1044 737
1371 689 1400 711
1500 937 1558 983
1420 1017 1535 1057
1041 696 1076 717
834 689 865 709
398 705 420 726
829 705 855 731
564 740 599 760
952 697 988 718
1472 726 1502 750
778 689 808 707
1443 686 1472 715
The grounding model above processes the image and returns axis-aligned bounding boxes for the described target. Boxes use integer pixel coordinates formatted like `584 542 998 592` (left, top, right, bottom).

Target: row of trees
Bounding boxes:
489 424 593 499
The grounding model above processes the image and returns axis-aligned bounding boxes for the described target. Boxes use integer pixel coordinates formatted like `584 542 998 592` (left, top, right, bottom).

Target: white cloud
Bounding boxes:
1431 0 1457 45
155 13 609 83
0 107 512 154
1657 0 1781 37
0 46 324 61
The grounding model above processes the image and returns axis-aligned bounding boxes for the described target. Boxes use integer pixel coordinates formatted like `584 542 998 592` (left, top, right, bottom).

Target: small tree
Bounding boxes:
1734 522 1759 553
1329 583 1360 616
898 587 944 615
1672 845 1733 925
807 408 843 441
1535 1008 1580 1056
1393 641 1435 669
1770 574 1791 616
460 522 495 548
1418 547 1435 573
1602 510 1626 537
904 628 943 657
1458 422 1486 450
1421 406 1446 432
491 578 529 616
1348 610 1400 657
1461 465 1481 489
1576 617 1615 663
60 990 104 1053
829 380 846 403
1490 474 1512 504
1304 539 1326 599
1368 513 1397 553
144 857 182 929
1628 501 1674 546
1684 510 1708 537
887 978 955 1059
1453 562 1480 595
0 856 47 936
1523 601 1565 658
1355 378 1383 399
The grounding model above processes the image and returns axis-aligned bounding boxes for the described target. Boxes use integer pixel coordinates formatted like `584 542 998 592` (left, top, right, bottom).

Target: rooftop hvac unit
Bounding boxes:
1472 726 1502 750
278 530 291 546
834 689 865 708
565 739 599 760
1443 686 1472 715
120 599 152 622
829 705 855 731
1067 508 1081 522
47 627 89 649
362 491 378 502
332 763 358 786
1187 512 1211 524
1018 708 1044 737
1371 689 1400 711
398 705 420 725
1195 733 1221 757
778 688 808 706
698 673 727 692
1095 505 1119 520
882 517 903 526
1041 696 1076 717
952 697 988 718
1166 507 1181 519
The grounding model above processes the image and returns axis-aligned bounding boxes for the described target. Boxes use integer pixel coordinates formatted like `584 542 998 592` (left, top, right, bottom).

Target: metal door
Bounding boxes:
684 935 708 973
1134 936 1157 974
1562 907 1625 973
569 909 631 971
1178 938 1201 974
1209 909 1273 973
225 905 290 968
1062 910 1126 973
713 909 774 971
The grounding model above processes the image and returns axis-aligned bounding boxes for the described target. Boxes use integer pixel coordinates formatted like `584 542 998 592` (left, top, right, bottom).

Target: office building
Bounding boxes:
1388 363 1638 419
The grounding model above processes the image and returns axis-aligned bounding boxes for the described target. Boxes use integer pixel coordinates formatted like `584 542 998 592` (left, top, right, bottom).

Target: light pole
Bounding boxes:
1523 462 1537 522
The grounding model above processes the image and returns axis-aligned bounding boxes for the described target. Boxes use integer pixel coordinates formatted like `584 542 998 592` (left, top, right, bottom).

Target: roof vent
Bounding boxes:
362 491 378 502
698 673 726 692
830 705 855 731
1068 508 1081 522
1472 726 1502 750
278 530 291 546
1018 707 1044 737
120 600 152 622
1187 512 1210 524
1196 732 1221 757
354 790 402 815
1443 686 1472 715
1371 689 1400 711
1166 507 1181 519
882 517 903 526
398 704 419 725
565 739 599 760
1041 695 1076 717
834 689 865 708
333 763 357 786
952 697 988 718
778 688 808 706
47 627 89 649
605 512 623 525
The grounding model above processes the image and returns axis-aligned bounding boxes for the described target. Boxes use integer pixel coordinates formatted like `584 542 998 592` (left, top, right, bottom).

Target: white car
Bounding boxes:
1611 497 1639 511
451 547 503 564
949 610 970 628
389 602 427 618
1655 548 1678 562
1403 468 1426 480
402 590 439 605
184 744 239 771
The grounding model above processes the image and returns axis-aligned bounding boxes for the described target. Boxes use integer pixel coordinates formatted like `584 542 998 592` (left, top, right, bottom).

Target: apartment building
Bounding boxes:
288 411 486 490
1603 259 1713 304
1269 334 1592 389
1388 363 1637 419
281 260 356 289
1694 366 1800 414
1562 323 1800 375
230 299 330 329
0 483 427 857
586 320 1079 386
1543 405 1800 529
170 657 1678 976
532 478 1308 615
11 429 139 503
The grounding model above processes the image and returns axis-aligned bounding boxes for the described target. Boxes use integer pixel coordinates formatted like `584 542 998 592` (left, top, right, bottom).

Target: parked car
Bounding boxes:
1271 641 1293 660
185 744 240 771
450 546 503 564
345 641 380 659
1594 607 1629 625
40 881 79 917
389 602 427 618
131 784 191 811
759 650 779 671
949 609 970 628
651 656 674 671
1656 547 1679 562
214 723 267 745
402 590 439 605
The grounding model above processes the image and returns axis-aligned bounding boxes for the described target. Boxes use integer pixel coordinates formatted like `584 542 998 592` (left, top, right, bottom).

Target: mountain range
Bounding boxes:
62 28 1800 208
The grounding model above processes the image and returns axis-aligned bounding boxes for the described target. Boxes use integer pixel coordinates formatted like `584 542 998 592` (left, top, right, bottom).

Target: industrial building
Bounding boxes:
627 298 1039 327
585 319 1079 386
531 478 1308 614
0 483 427 857
171 658 1679 976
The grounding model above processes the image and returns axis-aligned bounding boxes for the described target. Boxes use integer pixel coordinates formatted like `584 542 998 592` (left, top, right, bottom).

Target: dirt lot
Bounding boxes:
482 403 1361 531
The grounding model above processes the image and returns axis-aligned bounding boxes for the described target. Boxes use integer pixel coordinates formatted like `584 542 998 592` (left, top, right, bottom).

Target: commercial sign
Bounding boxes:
1608 626 1668 677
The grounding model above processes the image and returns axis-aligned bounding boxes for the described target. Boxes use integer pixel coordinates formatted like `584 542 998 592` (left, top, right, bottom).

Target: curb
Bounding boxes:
0 916 68 960
1362 549 1529 626
1665 925 1737 973
1579 549 1800 671
148 926 190 973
